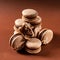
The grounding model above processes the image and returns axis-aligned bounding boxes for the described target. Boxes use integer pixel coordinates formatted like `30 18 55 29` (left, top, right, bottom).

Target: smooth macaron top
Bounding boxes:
22 9 38 18
15 19 25 27
26 38 42 49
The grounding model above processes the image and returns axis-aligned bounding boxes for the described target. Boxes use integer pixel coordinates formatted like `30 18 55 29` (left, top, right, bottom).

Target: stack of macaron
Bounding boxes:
9 9 53 54
22 9 42 37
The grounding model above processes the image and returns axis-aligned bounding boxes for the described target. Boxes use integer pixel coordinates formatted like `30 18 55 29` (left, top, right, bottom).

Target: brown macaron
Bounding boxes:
22 9 38 19
26 38 42 49
25 38 42 54
9 33 25 51
15 19 25 28
22 16 42 25
38 28 53 45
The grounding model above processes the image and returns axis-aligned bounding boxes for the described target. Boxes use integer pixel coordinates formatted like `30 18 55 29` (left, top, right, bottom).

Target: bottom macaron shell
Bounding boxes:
42 29 53 44
25 47 41 54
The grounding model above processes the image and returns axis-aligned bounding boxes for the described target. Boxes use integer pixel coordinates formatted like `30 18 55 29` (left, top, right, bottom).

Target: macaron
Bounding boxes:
25 47 41 54
15 19 25 27
38 28 53 44
9 33 25 51
26 38 42 49
22 16 42 25
22 9 38 19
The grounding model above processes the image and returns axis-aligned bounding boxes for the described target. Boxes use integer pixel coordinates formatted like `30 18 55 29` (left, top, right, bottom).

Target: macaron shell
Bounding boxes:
15 19 25 27
41 29 53 44
22 9 38 18
26 38 42 49
26 47 41 54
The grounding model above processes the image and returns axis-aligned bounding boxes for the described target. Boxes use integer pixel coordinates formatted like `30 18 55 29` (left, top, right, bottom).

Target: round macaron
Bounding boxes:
22 16 42 25
15 19 25 27
38 28 53 45
26 38 42 49
22 9 38 19
9 34 25 51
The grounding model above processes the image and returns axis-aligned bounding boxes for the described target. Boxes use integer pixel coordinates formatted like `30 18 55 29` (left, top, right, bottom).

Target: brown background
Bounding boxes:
0 0 60 60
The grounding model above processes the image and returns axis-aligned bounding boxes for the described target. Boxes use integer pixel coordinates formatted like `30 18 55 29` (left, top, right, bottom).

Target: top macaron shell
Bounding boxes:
15 19 25 27
26 38 42 49
22 9 38 18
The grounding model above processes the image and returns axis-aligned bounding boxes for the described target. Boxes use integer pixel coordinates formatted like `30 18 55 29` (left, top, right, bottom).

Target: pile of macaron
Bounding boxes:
9 9 53 54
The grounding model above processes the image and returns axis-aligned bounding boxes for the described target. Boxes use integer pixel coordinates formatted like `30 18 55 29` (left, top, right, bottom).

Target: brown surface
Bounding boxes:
0 0 60 60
